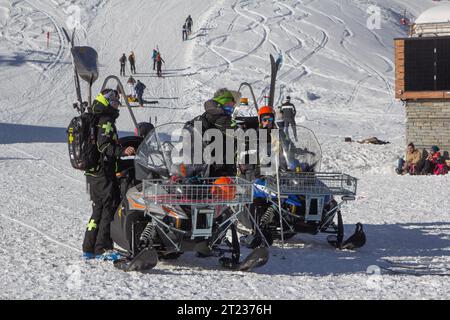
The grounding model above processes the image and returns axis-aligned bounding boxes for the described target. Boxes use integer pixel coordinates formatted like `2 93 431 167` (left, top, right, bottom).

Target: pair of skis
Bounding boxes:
380 258 450 276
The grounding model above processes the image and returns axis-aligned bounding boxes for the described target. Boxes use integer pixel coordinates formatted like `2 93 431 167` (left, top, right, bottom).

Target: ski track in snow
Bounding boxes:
0 0 449 299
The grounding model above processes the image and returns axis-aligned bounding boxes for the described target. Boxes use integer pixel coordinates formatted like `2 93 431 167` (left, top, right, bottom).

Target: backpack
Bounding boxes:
183 113 212 136
67 112 100 171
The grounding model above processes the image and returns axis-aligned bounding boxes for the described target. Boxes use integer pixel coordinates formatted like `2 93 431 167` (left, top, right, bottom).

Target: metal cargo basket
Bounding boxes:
266 172 357 197
143 177 254 206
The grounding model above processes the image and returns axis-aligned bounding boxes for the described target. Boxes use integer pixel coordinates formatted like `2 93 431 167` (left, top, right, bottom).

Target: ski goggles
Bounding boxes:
261 116 274 123
223 105 235 116
109 99 120 108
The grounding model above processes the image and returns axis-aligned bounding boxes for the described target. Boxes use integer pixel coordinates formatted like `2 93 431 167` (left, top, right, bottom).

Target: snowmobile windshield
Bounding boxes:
135 123 184 180
134 122 208 180
278 125 322 173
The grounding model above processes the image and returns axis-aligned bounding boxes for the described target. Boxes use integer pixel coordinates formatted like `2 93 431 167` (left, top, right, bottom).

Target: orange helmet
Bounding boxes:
211 177 237 201
258 106 274 117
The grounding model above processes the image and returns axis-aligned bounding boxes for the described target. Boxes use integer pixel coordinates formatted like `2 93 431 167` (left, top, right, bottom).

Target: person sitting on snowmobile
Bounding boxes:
83 89 136 261
183 88 237 177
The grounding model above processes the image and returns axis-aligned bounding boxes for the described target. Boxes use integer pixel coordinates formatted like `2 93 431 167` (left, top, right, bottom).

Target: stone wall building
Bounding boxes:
395 5 450 156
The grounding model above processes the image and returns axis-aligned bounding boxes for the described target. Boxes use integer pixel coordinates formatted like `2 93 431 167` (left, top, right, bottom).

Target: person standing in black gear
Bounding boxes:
280 96 297 141
135 80 147 107
82 89 135 260
186 15 193 34
128 51 136 74
182 23 188 41
120 53 127 76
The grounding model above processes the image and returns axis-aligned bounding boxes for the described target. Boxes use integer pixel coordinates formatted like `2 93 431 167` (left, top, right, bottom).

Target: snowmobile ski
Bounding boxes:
219 247 269 271
113 247 158 272
237 247 269 271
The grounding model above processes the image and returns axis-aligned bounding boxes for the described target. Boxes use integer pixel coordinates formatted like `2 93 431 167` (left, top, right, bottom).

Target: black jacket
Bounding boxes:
90 99 122 175
203 99 234 134
280 102 296 120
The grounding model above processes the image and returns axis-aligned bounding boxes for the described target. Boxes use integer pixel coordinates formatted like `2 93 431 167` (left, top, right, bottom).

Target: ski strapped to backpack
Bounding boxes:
67 112 101 171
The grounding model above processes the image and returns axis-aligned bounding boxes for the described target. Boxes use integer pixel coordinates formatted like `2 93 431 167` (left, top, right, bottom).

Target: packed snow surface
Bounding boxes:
0 0 449 299
415 4 450 24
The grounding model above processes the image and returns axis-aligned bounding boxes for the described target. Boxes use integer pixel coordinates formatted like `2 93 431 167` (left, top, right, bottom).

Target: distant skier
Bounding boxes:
156 52 165 77
186 15 193 34
279 96 297 141
135 80 147 107
151 49 158 71
128 51 136 74
119 53 127 76
182 23 188 41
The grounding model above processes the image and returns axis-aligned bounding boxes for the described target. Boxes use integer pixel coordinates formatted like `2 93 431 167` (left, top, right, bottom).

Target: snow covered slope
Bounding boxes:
0 0 448 299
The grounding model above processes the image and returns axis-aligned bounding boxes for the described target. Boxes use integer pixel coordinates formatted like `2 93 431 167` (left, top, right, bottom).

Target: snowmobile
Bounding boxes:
233 122 365 250
233 67 365 251
234 122 365 250
110 122 270 272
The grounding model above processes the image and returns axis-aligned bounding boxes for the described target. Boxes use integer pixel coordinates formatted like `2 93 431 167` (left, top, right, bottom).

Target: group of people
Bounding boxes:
182 15 193 41
119 49 165 77
151 49 165 77
120 52 136 76
396 143 448 176
80 85 302 260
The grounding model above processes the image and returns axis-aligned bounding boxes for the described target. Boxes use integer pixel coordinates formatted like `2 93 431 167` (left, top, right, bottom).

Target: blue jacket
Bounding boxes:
135 81 146 96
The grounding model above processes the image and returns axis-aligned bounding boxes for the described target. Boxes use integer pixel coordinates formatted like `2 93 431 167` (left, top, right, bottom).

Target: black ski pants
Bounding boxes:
284 118 298 140
157 62 162 77
130 63 136 74
120 63 126 76
83 171 120 255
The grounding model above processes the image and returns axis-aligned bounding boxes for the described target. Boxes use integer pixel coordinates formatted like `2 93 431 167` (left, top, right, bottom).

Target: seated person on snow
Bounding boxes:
396 142 422 175
422 145 447 175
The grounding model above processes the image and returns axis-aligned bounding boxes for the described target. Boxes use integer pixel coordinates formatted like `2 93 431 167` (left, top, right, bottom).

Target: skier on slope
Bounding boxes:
186 15 193 34
156 52 165 77
182 23 188 41
119 53 127 76
128 51 136 74
279 96 298 141
151 49 158 71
